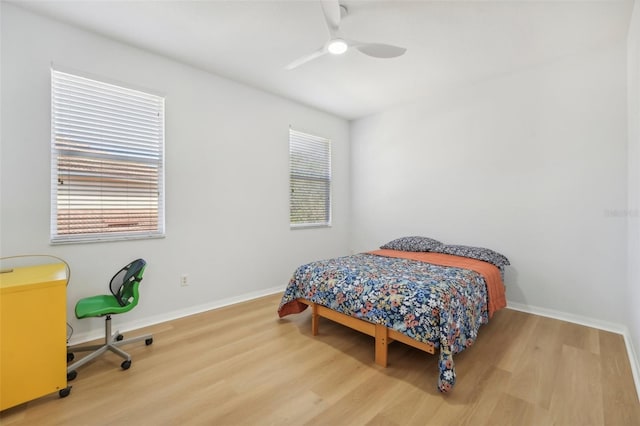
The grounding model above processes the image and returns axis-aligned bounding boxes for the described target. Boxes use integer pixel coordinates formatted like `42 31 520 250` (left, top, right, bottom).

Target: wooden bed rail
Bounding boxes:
298 299 435 367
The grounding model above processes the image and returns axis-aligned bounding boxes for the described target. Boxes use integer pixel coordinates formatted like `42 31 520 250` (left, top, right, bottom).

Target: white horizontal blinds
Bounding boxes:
51 70 165 243
289 129 331 227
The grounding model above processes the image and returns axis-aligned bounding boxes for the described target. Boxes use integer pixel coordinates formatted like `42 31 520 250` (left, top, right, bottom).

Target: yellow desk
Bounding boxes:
0 263 69 410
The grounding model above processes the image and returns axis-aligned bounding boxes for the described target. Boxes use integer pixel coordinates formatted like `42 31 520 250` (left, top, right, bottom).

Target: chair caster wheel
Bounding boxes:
59 386 72 398
121 360 131 370
145 338 153 345
116 334 124 341
67 352 75 362
67 370 77 381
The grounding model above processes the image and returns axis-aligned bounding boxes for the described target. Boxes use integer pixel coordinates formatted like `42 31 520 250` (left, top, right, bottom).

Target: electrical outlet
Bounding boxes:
180 273 189 287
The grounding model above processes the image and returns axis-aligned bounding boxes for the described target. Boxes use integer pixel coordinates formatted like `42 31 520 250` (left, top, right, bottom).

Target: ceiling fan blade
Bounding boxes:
353 42 407 59
320 0 341 35
285 47 328 70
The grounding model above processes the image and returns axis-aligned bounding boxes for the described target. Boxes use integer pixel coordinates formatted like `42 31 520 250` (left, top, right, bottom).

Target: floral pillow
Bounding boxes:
380 236 443 252
435 244 510 268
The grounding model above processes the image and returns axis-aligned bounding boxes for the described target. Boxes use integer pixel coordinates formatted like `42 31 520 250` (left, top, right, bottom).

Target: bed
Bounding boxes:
277 236 509 392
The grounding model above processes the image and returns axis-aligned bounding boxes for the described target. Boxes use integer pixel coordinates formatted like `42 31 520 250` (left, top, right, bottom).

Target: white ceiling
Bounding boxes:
11 0 634 120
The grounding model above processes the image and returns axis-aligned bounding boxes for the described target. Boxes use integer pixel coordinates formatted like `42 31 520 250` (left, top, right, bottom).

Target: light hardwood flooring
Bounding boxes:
2 293 639 425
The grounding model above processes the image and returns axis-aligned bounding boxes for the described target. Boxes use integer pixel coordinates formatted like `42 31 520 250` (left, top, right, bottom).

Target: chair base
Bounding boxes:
67 314 153 374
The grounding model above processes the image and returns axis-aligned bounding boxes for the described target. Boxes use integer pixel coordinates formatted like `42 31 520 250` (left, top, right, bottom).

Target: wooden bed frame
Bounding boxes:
298 298 435 367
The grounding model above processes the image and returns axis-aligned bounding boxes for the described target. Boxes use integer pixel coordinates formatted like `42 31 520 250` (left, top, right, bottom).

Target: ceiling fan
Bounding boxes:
285 0 407 70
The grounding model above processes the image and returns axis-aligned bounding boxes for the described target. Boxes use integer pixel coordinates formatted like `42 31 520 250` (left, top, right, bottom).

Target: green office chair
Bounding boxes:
67 259 153 380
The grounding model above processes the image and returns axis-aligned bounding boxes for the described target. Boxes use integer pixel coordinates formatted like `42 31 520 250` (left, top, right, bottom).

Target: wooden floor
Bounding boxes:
2 293 639 425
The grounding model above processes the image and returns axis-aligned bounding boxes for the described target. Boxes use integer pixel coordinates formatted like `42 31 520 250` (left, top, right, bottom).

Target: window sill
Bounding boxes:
50 233 165 245
290 223 331 230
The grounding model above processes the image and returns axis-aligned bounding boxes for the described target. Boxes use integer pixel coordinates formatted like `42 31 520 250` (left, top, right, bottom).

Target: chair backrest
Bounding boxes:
110 258 147 307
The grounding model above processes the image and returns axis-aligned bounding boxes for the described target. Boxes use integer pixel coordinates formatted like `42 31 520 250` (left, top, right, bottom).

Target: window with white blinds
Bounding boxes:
51 69 165 243
289 129 331 228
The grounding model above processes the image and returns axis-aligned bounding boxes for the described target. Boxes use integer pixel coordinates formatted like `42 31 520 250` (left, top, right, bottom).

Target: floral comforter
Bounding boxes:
277 252 493 392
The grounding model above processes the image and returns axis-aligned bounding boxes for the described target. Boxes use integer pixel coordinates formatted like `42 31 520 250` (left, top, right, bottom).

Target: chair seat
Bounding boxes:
75 294 133 319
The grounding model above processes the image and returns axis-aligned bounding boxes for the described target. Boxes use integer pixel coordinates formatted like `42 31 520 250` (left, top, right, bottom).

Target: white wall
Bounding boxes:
627 0 640 396
1 1 636 375
351 39 628 325
0 4 350 341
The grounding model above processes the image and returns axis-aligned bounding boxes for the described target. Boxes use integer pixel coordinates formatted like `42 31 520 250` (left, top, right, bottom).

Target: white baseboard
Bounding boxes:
622 330 640 404
507 301 640 403
68 285 283 345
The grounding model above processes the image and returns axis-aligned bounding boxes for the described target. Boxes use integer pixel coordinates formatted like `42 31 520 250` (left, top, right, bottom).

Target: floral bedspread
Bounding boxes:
277 252 491 392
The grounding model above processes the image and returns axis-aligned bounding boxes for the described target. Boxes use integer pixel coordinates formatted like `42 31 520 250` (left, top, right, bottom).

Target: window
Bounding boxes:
51 69 165 243
289 128 331 228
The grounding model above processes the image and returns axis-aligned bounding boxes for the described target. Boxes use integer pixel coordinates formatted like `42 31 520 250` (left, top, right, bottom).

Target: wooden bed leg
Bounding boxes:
311 303 319 336
375 324 388 367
